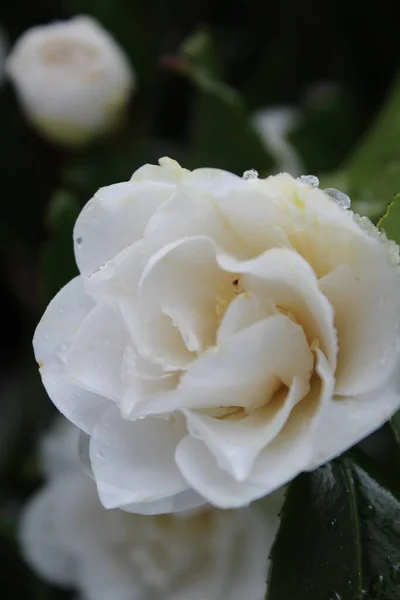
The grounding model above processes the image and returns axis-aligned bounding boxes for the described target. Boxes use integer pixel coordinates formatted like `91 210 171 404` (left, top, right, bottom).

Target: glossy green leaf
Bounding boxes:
376 195 400 446
377 195 400 245
328 75 400 208
266 453 400 600
41 190 80 301
176 29 274 174
391 411 400 448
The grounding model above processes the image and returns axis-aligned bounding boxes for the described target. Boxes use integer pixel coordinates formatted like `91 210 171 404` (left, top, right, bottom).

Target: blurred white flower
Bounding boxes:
20 419 282 600
33 157 400 513
6 16 135 146
253 106 303 176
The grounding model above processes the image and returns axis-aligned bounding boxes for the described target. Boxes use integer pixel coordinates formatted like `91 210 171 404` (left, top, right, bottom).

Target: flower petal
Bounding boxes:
120 489 206 515
254 173 365 277
183 376 309 482
131 314 312 417
119 344 179 417
90 405 188 509
320 246 400 395
74 179 174 277
84 238 193 371
19 476 79 587
143 173 250 256
311 368 400 469
217 292 276 342
131 156 187 184
40 363 110 434
224 500 281 600
65 304 127 401
248 349 334 493
138 235 232 352
33 276 94 367
218 247 337 368
175 435 267 508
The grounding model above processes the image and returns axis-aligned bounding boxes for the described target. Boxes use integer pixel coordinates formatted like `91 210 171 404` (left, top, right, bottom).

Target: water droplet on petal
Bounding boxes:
324 188 351 209
242 169 259 180
89 262 108 278
297 174 319 187
96 450 104 460
76 237 83 245
56 343 69 362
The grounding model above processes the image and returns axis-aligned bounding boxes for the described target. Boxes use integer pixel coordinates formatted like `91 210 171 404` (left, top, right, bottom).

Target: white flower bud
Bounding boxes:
6 16 135 145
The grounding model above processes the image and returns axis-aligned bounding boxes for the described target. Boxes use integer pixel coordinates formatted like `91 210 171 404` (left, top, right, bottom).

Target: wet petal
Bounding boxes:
90 406 188 509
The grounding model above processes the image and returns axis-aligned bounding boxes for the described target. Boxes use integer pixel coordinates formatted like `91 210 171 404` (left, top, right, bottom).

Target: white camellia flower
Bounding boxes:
20 418 281 600
6 16 135 146
33 157 400 513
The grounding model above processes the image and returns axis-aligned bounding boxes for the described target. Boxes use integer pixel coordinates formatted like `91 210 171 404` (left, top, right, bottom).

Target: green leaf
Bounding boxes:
41 190 80 301
266 453 400 600
391 411 400 448
337 75 400 207
375 195 400 447
176 29 274 174
377 195 400 245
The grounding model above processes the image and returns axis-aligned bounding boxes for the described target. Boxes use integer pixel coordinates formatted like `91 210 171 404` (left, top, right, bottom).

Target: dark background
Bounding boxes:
1 1 400 597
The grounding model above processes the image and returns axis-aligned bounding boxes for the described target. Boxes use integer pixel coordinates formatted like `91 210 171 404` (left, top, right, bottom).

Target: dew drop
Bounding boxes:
96 450 104 460
76 237 83 245
327 518 338 530
242 169 259 180
297 174 319 188
324 188 351 209
360 504 375 518
89 263 108 278
370 575 385 597
56 343 69 362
